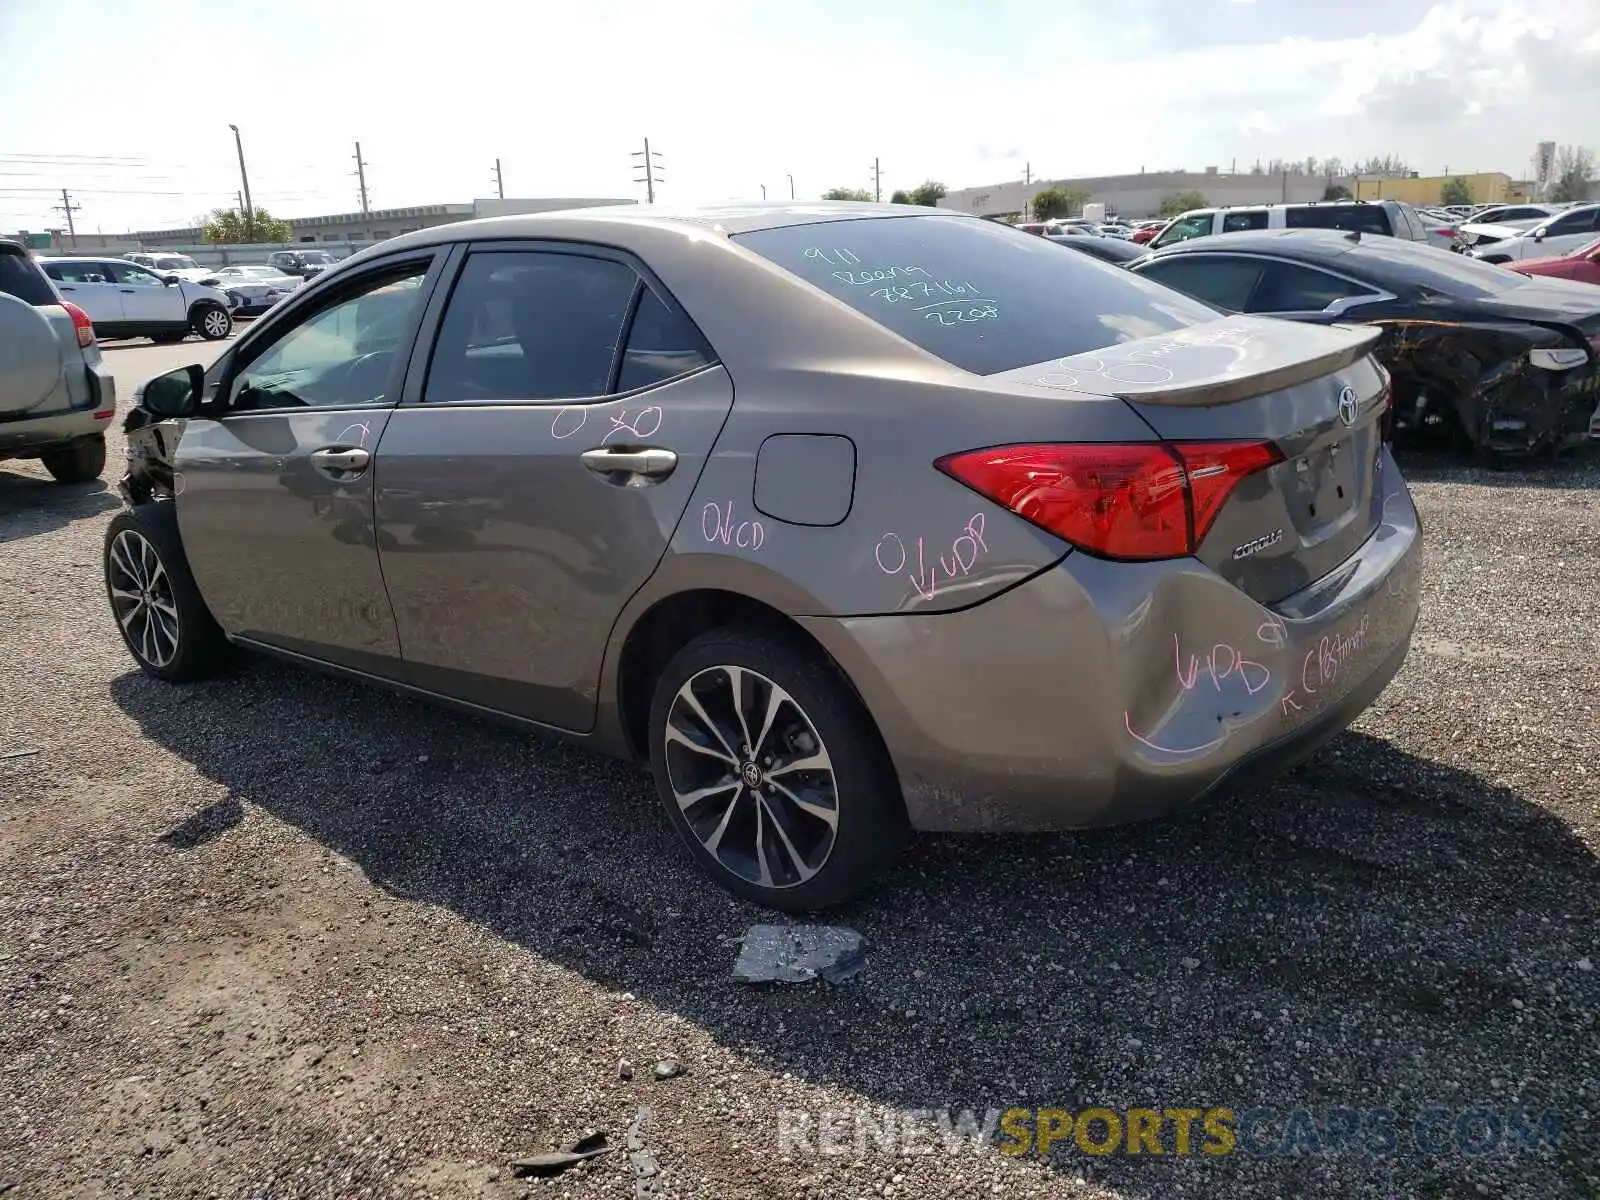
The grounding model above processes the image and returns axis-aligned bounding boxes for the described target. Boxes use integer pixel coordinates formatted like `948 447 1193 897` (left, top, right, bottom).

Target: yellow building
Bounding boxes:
1351 172 1524 205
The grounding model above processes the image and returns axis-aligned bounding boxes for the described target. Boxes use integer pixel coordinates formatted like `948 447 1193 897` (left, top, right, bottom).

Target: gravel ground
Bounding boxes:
2 342 1597 1199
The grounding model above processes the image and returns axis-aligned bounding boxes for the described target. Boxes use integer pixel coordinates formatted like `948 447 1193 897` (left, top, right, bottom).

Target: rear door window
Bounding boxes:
424 250 638 401
616 287 715 392
44 260 114 284
0 250 59 306
734 214 1220 375
1221 210 1269 233
1133 256 1265 312
1286 205 1391 235
1543 207 1600 237
1248 262 1373 313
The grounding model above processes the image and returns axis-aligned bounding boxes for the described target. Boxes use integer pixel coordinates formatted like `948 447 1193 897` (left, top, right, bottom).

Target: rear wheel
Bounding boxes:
103 504 231 682
648 626 908 912
191 303 232 341
42 435 106 484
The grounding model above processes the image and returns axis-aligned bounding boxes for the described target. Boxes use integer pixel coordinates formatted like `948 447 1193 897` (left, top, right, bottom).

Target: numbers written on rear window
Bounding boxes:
425 251 714 402
735 216 1218 376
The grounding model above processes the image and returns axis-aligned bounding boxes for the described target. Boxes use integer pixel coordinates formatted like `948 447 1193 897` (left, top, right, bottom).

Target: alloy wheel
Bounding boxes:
202 308 230 338
107 530 180 668
664 665 839 890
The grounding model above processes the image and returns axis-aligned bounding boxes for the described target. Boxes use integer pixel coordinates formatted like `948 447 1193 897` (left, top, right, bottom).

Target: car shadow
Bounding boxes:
108 660 1596 1194
0 469 119 542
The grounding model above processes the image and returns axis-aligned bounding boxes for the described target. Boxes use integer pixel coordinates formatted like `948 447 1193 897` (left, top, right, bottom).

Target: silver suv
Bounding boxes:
0 240 117 482
1149 200 1436 250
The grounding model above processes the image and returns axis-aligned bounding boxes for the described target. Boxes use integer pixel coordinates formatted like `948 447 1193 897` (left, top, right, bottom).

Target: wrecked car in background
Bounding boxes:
1132 229 1600 459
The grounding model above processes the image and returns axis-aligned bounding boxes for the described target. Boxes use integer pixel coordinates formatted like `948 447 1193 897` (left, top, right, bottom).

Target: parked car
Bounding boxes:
1130 229 1600 457
1147 200 1436 251
1466 204 1600 264
197 265 301 316
267 249 342 278
124 252 215 284
108 203 1421 909
1045 233 1148 264
0 239 116 482
1463 203 1560 229
1506 235 1600 287
1129 220 1166 245
37 257 233 343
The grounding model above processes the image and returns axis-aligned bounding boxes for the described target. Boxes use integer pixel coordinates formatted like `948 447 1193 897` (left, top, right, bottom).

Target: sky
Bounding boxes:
1 0 1597 234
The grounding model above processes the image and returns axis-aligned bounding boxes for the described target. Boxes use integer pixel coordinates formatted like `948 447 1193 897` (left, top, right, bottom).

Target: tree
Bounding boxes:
202 206 291 244
1439 176 1473 206
908 180 947 207
823 187 874 201
1322 184 1353 201
1321 157 1345 179
1355 154 1411 177
1549 145 1596 203
889 189 912 204
1159 190 1208 218
1031 186 1090 220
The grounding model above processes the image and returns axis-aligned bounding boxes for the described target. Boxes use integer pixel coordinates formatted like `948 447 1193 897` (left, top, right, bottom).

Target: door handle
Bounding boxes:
310 446 372 477
580 446 677 481
58 285 75 292
120 288 136 293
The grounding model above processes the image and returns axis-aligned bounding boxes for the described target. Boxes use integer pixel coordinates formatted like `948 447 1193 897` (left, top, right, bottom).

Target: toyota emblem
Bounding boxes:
1337 386 1360 427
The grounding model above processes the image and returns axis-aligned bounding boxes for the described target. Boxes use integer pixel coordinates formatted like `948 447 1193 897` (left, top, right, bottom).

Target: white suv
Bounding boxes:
1148 200 1436 250
38 257 234 344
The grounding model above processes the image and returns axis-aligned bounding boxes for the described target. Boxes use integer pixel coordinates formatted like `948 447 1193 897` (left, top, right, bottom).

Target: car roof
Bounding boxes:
378 200 956 253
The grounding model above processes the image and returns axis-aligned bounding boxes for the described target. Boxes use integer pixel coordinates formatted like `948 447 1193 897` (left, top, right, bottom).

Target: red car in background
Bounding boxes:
1130 220 1166 245
1507 236 1600 286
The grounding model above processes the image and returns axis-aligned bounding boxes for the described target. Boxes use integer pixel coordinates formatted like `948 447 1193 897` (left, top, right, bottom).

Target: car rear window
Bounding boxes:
0 249 59 307
1286 205 1391 235
1342 237 1523 297
732 215 1218 375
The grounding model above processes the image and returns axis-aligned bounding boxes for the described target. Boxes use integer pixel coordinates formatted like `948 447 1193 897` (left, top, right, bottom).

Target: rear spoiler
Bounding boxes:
1001 316 1383 407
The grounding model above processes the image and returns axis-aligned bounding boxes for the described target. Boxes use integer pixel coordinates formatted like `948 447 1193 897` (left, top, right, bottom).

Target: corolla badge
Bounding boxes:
1232 528 1283 560
1338 386 1360 427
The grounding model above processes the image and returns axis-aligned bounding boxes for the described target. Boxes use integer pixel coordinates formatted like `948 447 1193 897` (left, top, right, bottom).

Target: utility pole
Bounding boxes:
1024 161 1031 185
354 142 371 217
787 173 795 199
871 157 882 202
229 123 254 241
760 184 767 199
493 158 504 200
53 189 81 248
631 138 664 203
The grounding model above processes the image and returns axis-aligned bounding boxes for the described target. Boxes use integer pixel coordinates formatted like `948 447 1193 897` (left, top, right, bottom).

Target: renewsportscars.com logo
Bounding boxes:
775 1106 1561 1159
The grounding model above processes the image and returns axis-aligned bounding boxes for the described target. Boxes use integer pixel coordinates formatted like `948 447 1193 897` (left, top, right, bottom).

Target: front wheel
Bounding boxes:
191 303 232 341
42 435 106 484
648 626 908 912
103 504 231 682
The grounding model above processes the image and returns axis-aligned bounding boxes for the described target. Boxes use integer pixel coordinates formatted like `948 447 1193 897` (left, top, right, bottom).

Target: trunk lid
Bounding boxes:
996 316 1389 604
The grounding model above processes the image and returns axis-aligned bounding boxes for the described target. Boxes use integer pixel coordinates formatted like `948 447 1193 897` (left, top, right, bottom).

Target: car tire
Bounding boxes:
647 625 908 912
41 435 106 484
191 303 233 341
103 503 231 683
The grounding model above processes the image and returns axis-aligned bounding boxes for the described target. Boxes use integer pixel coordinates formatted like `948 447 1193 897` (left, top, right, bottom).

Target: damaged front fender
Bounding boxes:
119 406 187 505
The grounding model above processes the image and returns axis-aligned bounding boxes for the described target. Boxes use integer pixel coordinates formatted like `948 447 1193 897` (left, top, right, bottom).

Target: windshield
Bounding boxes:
303 252 335 264
733 214 1219 375
154 256 198 270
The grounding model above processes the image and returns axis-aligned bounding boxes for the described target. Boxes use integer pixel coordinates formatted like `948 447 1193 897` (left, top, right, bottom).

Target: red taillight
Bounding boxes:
60 300 95 348
1432 228 1456 239
936 440 1283 561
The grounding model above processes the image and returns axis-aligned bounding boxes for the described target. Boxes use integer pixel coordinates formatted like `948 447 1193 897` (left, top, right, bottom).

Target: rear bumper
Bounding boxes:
0 360 116 457
805 447 1422 832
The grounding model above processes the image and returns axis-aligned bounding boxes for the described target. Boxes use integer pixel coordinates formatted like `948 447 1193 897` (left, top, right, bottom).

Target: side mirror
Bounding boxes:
141 364 205 418
162 275 179 285
1533 229 1546 242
